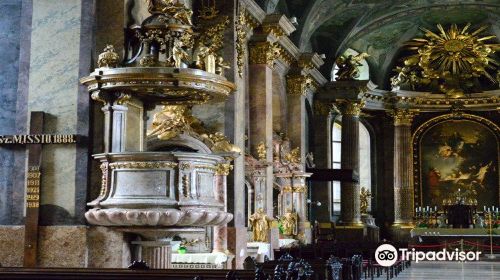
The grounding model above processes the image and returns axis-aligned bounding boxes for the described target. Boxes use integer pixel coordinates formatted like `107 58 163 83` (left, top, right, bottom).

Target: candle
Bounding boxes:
415 207 418 213
484 206 487 212
435 206 437 212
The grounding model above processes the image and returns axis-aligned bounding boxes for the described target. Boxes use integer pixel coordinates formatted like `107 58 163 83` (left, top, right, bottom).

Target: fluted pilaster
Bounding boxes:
391 109 418 225
338 100 363 225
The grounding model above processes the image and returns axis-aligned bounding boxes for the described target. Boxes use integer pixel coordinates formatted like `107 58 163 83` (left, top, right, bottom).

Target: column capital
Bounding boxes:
249 41 280 67
287 75 312 96
333 99 365 116
389 109 419 125
215 164 233 176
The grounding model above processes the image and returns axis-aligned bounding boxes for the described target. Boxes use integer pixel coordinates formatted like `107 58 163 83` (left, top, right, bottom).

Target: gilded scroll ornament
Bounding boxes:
248 208 273 242
335 53 369 80
91 91 109 106
280 208 297 236
98 45 119 68
360 187 371 214
392 23 500 98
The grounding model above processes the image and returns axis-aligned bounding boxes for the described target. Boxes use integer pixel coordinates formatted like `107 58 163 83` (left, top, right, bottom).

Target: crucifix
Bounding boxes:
0 111 78 267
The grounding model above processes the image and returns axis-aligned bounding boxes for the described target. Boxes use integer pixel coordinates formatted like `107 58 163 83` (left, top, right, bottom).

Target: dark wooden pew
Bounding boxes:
0 267 260 280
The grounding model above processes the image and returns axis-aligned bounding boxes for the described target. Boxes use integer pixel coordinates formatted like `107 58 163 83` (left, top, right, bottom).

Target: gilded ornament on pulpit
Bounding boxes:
149 105 191 140
281 208 297 236
248 208 272 242
98 45 119 68
360 187 371 214
335 53 369 80
144 0 193 25
392 23 500 98
169 40 192 68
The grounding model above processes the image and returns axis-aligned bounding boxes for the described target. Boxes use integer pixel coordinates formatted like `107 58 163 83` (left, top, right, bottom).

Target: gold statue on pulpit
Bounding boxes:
248 208 272 242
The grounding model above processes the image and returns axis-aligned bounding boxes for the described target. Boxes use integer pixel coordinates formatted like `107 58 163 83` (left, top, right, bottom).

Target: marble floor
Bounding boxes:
387 261 500 280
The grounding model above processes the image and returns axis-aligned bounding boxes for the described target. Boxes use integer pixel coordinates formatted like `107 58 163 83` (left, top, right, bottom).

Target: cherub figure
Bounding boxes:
215 56 230 75
170 40 191 68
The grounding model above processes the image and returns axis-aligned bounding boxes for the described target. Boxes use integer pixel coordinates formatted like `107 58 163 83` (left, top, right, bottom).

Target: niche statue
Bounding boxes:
248 208 272 242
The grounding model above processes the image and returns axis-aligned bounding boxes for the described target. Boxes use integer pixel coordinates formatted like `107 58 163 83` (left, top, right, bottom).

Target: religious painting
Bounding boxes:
417 117 499 211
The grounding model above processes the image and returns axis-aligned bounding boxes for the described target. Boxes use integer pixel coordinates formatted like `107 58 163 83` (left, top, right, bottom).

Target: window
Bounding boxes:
331 116 371 214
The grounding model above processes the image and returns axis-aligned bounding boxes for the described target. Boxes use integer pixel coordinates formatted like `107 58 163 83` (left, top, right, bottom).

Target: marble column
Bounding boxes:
248 39 276 217
213 164 231 253
286 75 310 161
392 109 418 226
338 100 363 226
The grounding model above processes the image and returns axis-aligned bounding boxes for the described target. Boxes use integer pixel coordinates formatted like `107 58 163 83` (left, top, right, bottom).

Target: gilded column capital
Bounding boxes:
314 100 333 116
215 163 233 176
389 109 419 125
286 75 312 96
333 99 365 116
249 41 280 67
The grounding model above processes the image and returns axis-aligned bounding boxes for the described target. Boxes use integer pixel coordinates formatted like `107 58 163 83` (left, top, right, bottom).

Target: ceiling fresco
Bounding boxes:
256 0 500 89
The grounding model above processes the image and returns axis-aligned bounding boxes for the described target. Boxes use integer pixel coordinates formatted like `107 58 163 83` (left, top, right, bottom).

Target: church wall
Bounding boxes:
0 0 23 225
0 225 132 268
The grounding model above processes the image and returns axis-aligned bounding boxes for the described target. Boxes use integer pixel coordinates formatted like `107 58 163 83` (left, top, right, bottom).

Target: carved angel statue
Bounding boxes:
200 132 241 155
248 208 273 242
360 187 372 214
335 53 370 80
144 0 193 25
281 208 297 236
169 40 191 68
148 105 191 140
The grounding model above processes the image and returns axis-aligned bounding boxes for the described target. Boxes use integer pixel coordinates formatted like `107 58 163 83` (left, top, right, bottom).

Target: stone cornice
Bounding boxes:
239 0 266 25
298 53 324 70
261 14 296 39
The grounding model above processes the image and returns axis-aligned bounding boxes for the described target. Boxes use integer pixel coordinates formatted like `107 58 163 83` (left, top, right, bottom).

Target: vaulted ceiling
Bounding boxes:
256 0 500 90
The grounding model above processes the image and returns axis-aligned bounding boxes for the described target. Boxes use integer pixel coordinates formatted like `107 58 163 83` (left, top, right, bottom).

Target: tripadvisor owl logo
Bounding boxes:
375 244 483 266
375 244 398 267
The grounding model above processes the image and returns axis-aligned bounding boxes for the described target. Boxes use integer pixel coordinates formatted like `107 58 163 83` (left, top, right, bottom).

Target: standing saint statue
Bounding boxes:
281 208 297 237
248 208 272 242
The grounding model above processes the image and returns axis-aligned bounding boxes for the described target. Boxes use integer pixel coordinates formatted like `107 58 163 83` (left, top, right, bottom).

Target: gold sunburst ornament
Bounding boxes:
391 23 500 98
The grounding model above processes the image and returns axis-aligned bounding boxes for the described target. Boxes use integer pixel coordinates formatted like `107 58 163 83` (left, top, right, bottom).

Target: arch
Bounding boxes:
412 114 500 211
